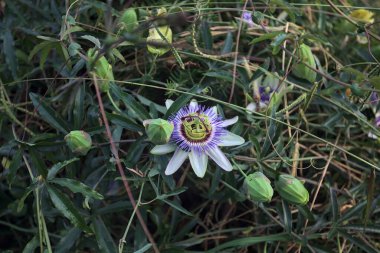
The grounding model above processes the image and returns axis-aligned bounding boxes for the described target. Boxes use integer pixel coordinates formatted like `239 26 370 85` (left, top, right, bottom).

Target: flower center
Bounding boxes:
180 113 212 142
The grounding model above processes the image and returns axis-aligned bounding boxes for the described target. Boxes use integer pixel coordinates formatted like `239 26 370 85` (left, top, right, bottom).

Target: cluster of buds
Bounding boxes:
244 172 309 205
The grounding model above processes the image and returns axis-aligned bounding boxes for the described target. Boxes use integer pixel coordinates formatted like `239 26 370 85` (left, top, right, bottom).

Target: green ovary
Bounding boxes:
181 113 212 142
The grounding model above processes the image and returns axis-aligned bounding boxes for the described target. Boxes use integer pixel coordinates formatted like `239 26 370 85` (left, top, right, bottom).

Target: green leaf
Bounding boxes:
29 148 48 178
369 76 380 90
50 178 103 200
363 169 375 225
55 227 82 253
22 236 39 253
270 33 288 55
6 150 23 186
59 42 72 69
200 20 213 50
251 31 284 45
205 233 291 253
47 185 91 233
339 224 380 234
29 92 70 134
61 26 84 40
68 42 82 57
81 35 101 48
338 229 378 253
111 85 151 121
3 30 18 78
94 201 132 215
329 187 339 222
125 136 148 166
111 48 126 64
39 43 55 69
135 244 152 253
161 199 193 216
17 184 37 212
281 200 292 233
73 84 85 129
156 187 188 200
221 32 233 54
47 158 79 180
297 204 315 221
28 41 56 62
163 85 203 119
106 112 144 132
92 217 117 253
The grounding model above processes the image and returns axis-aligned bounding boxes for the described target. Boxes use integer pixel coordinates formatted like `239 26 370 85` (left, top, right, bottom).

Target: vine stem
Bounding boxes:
92 74 159 253
228 0 249 103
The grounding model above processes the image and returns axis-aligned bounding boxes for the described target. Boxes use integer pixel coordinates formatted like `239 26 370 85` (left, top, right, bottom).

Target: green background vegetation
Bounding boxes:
0 0 379 252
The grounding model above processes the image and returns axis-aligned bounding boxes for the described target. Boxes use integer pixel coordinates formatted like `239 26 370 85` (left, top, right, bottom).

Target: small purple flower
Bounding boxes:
370 91 379 105
242 11 254 27
247 85 276 112
376 111 380 127
150 100 245 177
259 86 274 104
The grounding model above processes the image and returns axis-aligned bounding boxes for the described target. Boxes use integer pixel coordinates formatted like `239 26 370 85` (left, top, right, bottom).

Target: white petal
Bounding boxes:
189 100 198 110
219 131 245 146
189 150 208 178
211 106 217 114
143 119 152 127
165 99 174 109
220 116 238 127
151 144 177 155
246 102 256 113
259 101 268 109
206 147 233 172
165 148 188 175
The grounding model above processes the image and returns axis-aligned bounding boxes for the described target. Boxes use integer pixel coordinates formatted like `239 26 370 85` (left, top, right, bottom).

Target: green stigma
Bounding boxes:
181 113 212 142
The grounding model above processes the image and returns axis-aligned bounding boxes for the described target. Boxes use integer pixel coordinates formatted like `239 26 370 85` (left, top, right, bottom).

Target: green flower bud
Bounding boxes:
244 172 273 202
144 119 174 145
349 9 374 24
292 44 317 83
64 130 92 156
119 8 138 32
87 49 114 92
147 25 172 56
275 174 309 205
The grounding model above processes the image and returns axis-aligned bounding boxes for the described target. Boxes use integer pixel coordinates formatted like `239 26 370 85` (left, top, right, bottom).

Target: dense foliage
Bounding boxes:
0 1 379 252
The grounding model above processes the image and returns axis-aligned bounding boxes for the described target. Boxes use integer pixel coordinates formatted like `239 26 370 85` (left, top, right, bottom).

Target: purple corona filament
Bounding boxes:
169 104 225 153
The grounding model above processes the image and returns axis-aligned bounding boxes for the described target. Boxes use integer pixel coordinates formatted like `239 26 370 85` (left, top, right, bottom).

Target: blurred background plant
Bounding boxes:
0 0 379 252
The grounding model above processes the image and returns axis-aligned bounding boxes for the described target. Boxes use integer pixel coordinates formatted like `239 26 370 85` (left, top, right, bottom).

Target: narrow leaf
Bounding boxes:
47 185 91 233
29 92 70 134
92 217 117 253
47 158 79 180
50 178 103 200
163 85 203 119
162 199 193 216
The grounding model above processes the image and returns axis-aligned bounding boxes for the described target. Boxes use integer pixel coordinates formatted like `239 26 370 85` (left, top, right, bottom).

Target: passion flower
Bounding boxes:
150 100 245 178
